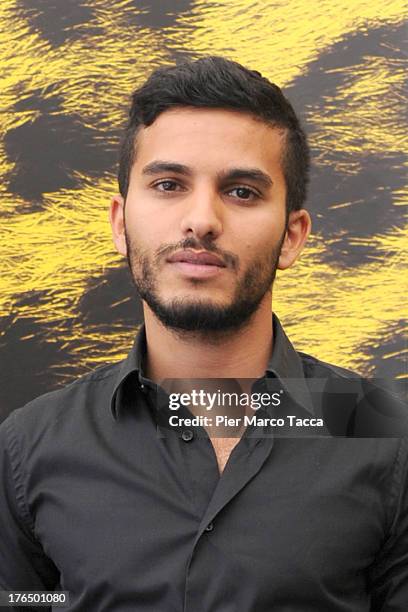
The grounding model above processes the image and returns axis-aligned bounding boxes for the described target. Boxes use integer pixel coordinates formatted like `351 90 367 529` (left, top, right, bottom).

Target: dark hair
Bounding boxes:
118 56 310 213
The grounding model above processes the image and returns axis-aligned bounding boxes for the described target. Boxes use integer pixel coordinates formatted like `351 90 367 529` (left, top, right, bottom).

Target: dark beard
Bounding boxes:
125 230 284 337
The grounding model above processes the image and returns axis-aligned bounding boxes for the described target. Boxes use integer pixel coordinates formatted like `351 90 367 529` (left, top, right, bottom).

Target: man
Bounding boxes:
0 56 407 611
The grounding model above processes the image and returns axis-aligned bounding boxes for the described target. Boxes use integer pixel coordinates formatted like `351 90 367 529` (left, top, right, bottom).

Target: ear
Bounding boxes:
109 194 127 257
278 209 311 270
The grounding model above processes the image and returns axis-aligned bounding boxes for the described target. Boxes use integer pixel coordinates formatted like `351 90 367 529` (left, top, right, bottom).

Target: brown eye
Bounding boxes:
155 180 179 192
228 186 258 201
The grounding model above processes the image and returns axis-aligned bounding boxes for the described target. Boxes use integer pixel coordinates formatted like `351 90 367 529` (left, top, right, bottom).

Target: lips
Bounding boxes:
167 250 226 267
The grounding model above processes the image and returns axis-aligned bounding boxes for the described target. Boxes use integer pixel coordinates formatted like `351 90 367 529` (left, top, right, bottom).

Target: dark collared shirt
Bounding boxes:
1 315 407 611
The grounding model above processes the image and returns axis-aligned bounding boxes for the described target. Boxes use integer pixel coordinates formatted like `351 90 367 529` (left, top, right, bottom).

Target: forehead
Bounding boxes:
132 107 286 174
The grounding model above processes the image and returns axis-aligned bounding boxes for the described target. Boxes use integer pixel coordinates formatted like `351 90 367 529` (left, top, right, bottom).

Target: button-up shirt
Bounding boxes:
1 315 407 611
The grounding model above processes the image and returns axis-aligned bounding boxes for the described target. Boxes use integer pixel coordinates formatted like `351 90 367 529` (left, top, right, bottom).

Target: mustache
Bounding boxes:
155 237 239 272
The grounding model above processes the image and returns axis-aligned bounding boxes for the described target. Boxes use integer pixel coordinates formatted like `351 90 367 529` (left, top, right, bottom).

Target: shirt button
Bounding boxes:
181 430 194 442
205 522 214 532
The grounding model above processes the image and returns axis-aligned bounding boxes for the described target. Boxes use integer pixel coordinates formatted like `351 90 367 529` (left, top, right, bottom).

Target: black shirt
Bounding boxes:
1 315 407 611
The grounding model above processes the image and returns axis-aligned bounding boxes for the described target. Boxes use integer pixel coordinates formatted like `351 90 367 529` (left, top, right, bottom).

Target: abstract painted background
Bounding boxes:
0 0 406 421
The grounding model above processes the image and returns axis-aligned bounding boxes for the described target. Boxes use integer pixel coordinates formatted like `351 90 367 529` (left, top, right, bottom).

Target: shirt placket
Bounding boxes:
181 425 275 611
144 377 276 611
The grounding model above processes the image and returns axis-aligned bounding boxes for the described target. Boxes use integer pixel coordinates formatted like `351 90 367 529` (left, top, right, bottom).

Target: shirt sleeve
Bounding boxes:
369 438 408 611
0 413 60 604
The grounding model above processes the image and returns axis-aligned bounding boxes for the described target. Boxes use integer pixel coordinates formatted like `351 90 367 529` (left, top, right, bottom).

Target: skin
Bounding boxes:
110 107 311 468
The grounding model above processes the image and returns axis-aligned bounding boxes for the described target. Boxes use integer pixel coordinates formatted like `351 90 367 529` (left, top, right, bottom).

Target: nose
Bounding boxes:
179 183 223 241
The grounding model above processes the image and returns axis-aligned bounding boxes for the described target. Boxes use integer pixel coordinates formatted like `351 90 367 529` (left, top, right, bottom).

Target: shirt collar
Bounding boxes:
265 315 315 415
110 313 315 420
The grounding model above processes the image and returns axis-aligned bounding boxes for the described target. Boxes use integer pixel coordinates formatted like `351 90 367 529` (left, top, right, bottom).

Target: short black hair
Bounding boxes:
118 56 310 213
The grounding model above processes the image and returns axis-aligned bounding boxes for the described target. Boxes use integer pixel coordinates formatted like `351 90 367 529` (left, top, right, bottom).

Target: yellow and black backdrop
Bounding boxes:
0 0 406 421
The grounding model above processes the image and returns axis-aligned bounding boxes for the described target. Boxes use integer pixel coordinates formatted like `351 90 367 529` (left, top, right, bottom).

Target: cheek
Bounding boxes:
125 197 179 248
125 207 153 246
239 227 281 258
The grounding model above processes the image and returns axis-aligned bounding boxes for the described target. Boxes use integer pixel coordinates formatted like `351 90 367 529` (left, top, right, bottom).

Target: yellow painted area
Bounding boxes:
0 0 406 380
274 227 408 377
316 57 407 158
182 0 404 85
1 176 116 318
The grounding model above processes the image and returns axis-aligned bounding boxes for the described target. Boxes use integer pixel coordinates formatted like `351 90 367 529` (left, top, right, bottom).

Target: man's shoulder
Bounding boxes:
297 351 363 380
298 350 404 399
1 360 123 437
297 351 407 438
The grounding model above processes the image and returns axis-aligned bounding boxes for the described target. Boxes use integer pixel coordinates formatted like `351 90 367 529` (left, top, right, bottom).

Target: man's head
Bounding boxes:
110 57 311 335
118 56 310 216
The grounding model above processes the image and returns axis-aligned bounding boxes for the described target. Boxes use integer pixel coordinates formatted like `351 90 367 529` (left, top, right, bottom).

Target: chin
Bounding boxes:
163 295 228 311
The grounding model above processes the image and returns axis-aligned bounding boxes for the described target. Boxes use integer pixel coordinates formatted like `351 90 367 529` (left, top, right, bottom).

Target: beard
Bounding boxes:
125 228 284 337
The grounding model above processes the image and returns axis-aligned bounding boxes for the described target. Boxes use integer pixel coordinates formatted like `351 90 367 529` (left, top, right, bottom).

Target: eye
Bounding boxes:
153 179 183 192
227 186 259 201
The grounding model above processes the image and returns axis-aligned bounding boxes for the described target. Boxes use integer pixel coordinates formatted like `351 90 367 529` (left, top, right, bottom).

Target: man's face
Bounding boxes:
115 108 291 333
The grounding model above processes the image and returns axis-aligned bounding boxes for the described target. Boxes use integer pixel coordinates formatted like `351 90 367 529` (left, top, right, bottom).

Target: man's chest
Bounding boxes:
210 436 240 473
30 437 389 610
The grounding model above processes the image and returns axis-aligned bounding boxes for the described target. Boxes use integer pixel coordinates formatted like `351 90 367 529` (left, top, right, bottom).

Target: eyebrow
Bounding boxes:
141 160 274 189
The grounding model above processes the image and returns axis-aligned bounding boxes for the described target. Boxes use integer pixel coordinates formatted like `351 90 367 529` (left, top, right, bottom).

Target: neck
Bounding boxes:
143 296 274 382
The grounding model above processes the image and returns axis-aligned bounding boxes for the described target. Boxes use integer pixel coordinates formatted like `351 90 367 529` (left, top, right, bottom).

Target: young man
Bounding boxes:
1 57 407 611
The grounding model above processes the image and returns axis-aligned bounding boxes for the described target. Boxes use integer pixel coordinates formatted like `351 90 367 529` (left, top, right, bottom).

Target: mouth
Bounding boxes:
166 249 227 278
